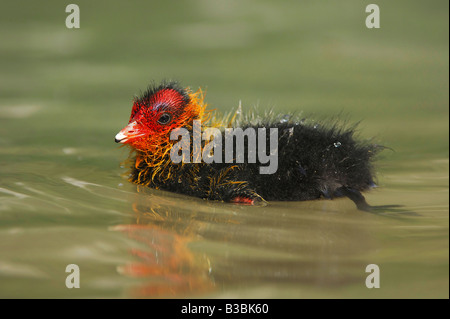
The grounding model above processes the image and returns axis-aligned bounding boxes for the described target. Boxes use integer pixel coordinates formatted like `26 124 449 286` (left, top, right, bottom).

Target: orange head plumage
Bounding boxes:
115 81 209 170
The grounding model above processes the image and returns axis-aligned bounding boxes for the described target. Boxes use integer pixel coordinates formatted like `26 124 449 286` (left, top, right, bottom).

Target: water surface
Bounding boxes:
0 0 448 298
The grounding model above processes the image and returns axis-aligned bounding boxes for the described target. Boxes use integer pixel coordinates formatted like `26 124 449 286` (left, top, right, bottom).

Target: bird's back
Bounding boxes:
199 120 378 201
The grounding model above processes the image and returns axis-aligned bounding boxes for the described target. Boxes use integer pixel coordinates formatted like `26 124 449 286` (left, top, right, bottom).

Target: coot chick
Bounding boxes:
115 81 381 210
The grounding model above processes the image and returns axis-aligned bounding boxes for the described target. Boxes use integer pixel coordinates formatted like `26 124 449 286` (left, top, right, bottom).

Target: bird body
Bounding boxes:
116 81 380 209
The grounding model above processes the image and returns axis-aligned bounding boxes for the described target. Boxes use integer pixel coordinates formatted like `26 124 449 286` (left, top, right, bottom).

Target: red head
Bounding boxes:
115 82 207 162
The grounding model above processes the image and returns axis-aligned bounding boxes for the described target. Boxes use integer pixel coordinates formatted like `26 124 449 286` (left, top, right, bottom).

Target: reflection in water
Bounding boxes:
113 224 213 297
113 185 375 298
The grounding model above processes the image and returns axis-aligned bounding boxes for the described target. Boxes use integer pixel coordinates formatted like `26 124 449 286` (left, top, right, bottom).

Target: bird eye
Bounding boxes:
157 113 172 125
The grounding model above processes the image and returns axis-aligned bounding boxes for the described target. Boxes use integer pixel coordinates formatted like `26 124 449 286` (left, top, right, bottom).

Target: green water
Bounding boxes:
0 0 448 298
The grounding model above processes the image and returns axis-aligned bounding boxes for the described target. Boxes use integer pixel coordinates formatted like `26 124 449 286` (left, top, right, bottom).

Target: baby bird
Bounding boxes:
115 81 381 210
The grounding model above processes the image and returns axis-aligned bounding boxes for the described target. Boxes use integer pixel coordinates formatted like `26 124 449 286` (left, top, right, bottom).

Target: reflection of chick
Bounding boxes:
113 223 213 297
116 81 381 209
